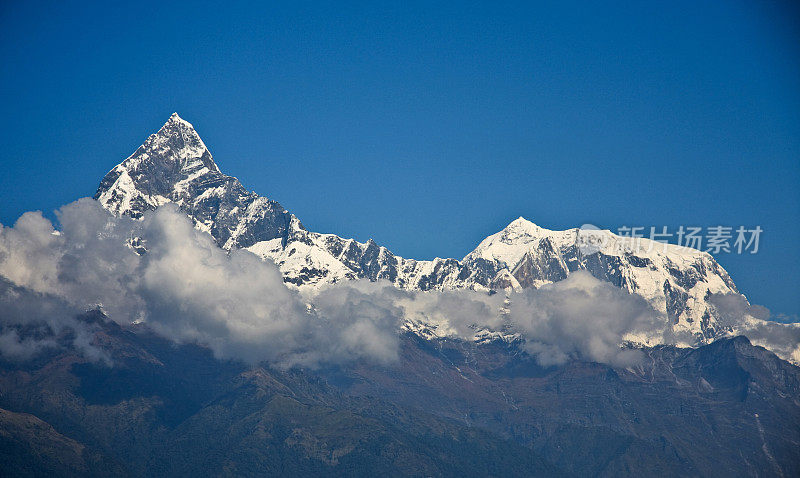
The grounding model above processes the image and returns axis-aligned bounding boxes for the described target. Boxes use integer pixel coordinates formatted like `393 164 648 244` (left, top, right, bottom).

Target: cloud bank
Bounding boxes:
0 199 796 367
709 293 800 364
0 276 108 363
0 199 404 367
507 271 666 367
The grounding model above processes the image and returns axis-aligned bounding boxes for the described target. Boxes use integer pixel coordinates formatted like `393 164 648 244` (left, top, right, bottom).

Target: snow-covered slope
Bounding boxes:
96 114 744 343
459 218 740 339
96 113 296 250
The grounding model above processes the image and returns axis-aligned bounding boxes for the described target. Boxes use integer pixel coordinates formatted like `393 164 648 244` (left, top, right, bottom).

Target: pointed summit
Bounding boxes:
94 113 221 217
162 112 196 132
463 216 547 265
506 216 537 228
148 113 211 162
501 216 545 237
95 114 295 250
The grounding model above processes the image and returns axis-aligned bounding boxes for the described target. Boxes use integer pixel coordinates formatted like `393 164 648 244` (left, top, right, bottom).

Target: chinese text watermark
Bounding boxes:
576 225 762 255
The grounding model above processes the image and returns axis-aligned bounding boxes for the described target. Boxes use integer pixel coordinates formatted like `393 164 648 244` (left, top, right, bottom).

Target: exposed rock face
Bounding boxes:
95 113 295 250
455 218 740 341
96 114 742 342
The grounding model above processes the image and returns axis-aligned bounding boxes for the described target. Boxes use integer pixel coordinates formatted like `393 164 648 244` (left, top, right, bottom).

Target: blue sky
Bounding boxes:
1 1 798 317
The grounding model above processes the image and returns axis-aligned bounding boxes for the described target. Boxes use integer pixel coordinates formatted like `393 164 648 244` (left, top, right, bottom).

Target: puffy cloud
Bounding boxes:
395 287 505 338
2 199 795 369
0 200 504 367
0 329 57 362
304 281 407 365
0 200 400 367
308 273 663 368
134 207 313 365
0 276 107 363
0 199 143 321
507 271 666 367
709 293 800 364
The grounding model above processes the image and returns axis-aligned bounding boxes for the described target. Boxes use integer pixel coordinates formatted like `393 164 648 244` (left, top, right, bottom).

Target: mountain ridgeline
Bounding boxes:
96 114 741 342
0 114 797 477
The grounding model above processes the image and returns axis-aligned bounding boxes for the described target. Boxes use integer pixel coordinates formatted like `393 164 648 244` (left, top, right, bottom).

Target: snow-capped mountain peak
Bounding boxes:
132 112 216 175
95 114 746 344
95 114 296 248
505 216 541 233
465 217 553 266
95 113 221 217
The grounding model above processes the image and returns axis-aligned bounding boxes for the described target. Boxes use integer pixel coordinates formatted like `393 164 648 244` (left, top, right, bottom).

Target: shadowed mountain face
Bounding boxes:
0 407 127 477
95 114 742 343
0 314 798 477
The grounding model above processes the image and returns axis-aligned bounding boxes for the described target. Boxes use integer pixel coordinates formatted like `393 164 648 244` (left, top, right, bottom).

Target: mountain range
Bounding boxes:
1 113 797 476
96 113 742 344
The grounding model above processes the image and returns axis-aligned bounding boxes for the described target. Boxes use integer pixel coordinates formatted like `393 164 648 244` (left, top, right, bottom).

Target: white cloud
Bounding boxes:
709 293 800 364
506 271 666 367
0 200 399 367
1 199 796 368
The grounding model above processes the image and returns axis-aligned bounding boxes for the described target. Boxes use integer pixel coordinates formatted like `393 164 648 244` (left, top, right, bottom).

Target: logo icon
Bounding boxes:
577 224 611 255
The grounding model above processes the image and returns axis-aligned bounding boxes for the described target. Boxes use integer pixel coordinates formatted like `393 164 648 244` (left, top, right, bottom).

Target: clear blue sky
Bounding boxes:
1 1 798 317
